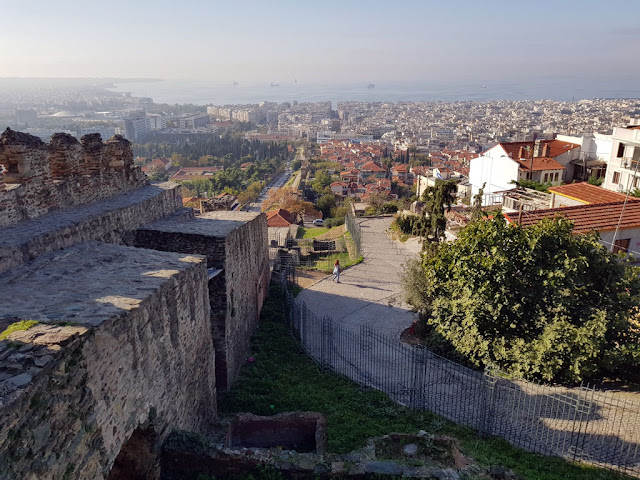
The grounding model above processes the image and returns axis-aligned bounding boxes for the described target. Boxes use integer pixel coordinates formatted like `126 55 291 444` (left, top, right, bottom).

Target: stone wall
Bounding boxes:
216 212 270 386
0 182 184 275
0 128 147 229
0 242 217 480
131 211 270 390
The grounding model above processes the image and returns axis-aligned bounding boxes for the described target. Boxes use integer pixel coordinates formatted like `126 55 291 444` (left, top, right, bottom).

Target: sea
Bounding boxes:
107 79 640 107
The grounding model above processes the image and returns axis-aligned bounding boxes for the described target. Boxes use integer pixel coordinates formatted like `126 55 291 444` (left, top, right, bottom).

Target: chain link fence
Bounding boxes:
280 272 640 477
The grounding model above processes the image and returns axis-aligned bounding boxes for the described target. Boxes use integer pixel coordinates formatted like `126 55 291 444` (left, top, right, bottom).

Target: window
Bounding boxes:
617 143 626 158
634 176 640 188
543 173 549 183
613 171 621 184
554 172 559 182
613 238 630 254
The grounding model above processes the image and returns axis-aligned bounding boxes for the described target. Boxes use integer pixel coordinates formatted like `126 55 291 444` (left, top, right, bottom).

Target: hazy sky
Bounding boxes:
1 0 639 85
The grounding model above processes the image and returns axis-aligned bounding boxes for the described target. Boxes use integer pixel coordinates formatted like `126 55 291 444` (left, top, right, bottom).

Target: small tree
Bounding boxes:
316 194 336 218
470 182 486 222
420 179 457 242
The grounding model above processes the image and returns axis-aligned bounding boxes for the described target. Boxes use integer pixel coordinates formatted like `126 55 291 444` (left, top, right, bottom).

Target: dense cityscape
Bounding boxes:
2 0 640 478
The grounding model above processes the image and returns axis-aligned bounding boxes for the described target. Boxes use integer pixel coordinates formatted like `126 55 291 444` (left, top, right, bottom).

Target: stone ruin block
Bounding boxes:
49 132 81 179
104 135 133 173
225 412 327 454
80 133 104 175
0 128 48 183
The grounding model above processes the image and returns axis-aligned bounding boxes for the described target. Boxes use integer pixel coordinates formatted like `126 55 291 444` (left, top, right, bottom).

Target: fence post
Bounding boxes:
481 365 499 437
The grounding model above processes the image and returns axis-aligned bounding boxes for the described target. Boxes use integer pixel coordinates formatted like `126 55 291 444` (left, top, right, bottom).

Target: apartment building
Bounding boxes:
602 126 640 193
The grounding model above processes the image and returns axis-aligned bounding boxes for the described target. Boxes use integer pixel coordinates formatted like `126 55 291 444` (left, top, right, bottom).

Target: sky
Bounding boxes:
1 0 639 88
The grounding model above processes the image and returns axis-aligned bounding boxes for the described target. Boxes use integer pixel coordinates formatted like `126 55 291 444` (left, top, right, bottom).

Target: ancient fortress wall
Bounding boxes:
216 211 270 386
0 182 184 275
0 243 217 480
131 211 270 390
0 129 270 479
0 129 147 229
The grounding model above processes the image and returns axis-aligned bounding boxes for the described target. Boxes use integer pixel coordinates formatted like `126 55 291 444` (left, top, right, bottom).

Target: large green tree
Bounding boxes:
403 213 640 383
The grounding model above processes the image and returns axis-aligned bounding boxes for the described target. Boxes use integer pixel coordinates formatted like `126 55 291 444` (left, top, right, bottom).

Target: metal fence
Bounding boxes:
280 274 640 477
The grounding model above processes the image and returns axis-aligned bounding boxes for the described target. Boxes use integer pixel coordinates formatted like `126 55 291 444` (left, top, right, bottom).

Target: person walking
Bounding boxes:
332 259 341 283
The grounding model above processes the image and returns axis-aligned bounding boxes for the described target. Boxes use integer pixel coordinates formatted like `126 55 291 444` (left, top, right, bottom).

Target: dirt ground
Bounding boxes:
315 225 346 240
295 269 329 288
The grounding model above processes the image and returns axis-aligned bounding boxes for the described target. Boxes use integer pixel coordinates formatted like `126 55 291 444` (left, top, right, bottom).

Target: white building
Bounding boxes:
601 126 640 193
469 139 581 205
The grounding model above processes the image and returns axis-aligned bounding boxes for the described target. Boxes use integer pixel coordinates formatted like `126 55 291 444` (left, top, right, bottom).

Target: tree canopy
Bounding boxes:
403 213 640 383
261 187 318 217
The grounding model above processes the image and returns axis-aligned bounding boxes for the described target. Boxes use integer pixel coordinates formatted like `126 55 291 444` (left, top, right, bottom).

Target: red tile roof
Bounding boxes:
515 157 565 171
266 208 296 227
548 182 636 205
505 201 640 233
392 164 410 173
501 140 580 159
360 161 385 172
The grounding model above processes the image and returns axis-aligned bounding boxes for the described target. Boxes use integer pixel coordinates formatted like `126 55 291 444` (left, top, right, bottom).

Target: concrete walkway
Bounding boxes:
297 217 420 338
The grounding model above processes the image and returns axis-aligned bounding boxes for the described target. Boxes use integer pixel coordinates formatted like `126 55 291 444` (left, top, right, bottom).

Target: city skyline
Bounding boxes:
1 0 639 93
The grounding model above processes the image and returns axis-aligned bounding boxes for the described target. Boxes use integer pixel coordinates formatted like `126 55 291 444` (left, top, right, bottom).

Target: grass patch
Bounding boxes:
314 252 363 273
219 286 632 480
297 226 330 239
0 320 38 341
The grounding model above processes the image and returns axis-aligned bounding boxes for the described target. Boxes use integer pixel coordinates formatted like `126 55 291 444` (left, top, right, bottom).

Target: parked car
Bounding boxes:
313 219 324 226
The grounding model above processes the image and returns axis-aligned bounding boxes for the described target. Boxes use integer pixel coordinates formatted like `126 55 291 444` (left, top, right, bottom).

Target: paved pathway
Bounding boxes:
297 216 420 338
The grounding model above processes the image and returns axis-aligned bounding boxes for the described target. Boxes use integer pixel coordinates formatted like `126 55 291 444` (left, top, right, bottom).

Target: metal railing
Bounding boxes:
280 272 640 477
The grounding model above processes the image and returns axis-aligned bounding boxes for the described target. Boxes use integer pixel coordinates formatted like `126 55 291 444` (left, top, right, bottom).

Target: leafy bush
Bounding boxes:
393 214 426 236
515 179 552 192
403 214 640 383
587 175 604 186
380 202 398 214
324 217 345 228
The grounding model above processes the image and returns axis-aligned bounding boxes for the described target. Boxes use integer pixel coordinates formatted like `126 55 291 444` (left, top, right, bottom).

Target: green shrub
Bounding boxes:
404 214 640 383
324 217 345 227
393 214 426 236
380 202 398 214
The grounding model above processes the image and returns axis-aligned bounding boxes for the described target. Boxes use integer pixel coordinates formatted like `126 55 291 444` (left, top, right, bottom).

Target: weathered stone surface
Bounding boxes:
0 129 148 229
0 242 217 480
403 443 419 456
132 210 270 389
162 429 517 480
6 373 31 388
0 129 273 479
0 182 183 275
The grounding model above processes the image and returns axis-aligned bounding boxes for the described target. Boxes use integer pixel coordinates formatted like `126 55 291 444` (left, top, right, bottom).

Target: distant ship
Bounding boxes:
271 82 279 87
233 80 239 86
368 83 375 89
481 85 487 88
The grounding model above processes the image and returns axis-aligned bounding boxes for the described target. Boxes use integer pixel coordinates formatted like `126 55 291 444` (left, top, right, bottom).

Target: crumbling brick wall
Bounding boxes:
0 128 147 228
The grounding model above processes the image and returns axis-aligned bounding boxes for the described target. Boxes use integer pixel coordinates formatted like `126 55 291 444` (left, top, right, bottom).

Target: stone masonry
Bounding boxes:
132 211 270 389
0 243 216 479
0 131 270 479
0 129 147 229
